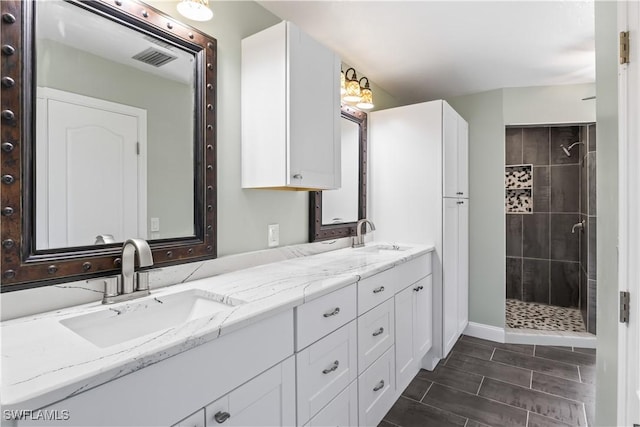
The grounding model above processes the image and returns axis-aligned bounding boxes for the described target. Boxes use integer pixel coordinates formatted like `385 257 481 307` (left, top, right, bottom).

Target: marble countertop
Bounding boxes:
1 242 434 411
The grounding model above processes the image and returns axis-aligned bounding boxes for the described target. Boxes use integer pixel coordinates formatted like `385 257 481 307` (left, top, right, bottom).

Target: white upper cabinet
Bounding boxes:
241 21 341 190
443 102 468 198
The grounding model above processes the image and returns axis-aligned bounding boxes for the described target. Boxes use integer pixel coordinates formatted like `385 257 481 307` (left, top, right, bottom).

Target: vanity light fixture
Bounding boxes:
356 77 374 110
177 0 213 22
343 68 362 103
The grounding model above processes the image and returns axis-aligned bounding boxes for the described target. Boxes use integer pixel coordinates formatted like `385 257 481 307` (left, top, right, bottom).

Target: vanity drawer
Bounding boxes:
296 283 357 350
357 298 395 374
296 320 358 425
393 253 432 294
357 267 396 315
358 346 396 427
304 380 358 427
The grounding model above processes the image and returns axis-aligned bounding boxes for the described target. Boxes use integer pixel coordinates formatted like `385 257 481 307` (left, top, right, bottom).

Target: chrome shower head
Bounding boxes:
560 141 585 157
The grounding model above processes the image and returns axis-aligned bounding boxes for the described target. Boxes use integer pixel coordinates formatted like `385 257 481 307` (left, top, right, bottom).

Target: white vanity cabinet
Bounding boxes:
395 275 433 392
202 357 295 427
241 20 341 190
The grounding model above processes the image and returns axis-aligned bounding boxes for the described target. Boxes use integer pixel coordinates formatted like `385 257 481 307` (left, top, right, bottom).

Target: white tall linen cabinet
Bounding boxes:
369 100 469 369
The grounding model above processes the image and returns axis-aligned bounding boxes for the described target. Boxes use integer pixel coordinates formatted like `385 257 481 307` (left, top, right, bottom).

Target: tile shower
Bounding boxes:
505 125 596 334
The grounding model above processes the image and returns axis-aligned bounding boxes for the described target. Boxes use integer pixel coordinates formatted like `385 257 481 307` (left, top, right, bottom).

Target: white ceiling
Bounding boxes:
258 1 595 104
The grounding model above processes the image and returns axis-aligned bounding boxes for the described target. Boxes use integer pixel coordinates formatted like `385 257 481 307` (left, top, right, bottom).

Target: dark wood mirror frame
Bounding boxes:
0 0 217 292
309 105 367 242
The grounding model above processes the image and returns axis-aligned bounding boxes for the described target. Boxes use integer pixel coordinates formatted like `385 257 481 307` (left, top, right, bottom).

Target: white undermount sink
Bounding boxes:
60 289 244 348
356 244 411 253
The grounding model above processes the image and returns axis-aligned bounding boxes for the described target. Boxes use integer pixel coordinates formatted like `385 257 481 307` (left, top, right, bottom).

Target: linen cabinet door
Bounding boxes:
457 117 468 198
442 102 459 198
442 197 460 357
457 199 469 335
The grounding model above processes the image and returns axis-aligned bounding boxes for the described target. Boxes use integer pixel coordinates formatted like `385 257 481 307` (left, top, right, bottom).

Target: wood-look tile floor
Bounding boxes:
380 335 596 427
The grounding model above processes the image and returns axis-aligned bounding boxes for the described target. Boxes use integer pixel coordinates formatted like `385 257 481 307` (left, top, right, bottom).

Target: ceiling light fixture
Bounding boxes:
177 0 213 22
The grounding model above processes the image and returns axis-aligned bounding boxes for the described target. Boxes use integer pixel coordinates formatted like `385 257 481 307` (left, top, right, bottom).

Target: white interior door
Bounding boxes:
36 88 147 248
619 1 640 425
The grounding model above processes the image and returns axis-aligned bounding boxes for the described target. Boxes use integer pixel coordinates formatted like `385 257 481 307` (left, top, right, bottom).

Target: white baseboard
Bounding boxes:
505 328 596 348
463 322 506 343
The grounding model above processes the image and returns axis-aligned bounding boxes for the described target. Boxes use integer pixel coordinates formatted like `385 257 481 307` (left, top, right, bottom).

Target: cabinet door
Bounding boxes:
288 23 341 190
206 357 296 427
358 346 396 427
442 103 459 198
413 275 433 359
174 410 205 427
457 200 469 335
304 380 358 427
457 117 469 198
443 198 460 356
394 284 416 393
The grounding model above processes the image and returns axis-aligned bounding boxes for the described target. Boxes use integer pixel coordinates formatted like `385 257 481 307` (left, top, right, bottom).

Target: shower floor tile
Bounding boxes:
506 299 586 332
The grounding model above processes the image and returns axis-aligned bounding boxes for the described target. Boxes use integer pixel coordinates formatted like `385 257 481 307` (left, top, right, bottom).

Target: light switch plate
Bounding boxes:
150 217 160 232
268 224 279 247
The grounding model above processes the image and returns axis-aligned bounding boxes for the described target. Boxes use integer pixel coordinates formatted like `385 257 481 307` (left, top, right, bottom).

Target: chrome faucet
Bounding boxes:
571 220 586 234
103 238 154 304
352 219 376 248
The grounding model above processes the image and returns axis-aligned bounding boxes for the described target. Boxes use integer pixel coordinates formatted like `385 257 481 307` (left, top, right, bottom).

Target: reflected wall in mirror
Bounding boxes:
35 0 195 250
0 0 217 291
309 106 367 241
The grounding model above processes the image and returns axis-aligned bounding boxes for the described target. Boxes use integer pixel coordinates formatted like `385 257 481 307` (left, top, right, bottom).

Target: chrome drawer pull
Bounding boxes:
413 285 424 292
322 360 340 374
373 327 384 337
373 286 385 294
323 307 340 318
214 411 231 424
373 380 385 392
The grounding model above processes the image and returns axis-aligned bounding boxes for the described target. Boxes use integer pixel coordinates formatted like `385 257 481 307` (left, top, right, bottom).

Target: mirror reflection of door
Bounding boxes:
36 88 147 249
322 118 360 224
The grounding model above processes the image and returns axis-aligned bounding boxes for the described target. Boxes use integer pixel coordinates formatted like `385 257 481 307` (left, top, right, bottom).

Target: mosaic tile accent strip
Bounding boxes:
505 165 533 189
506 299 586 332
505 189 532 213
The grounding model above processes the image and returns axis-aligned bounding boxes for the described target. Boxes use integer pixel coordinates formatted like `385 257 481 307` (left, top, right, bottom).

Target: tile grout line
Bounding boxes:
476 376 485 395
420 381 434 402
526 410 530 427
464 418 469 427
529 370 533 389
582 402 589 427
577 365 583 383
490 347 496 361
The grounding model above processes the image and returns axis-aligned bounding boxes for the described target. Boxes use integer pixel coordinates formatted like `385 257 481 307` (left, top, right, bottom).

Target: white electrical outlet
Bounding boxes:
150 217 160 232
268 224 279 247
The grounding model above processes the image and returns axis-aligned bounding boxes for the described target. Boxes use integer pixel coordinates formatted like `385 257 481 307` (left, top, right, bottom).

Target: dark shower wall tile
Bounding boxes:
550 214 580 262
533 166 550 213
588 280 597 334
507 257 523 300
588 217 597 279
580 270 587 324
588 152 597 216
523 259 550 304
506 128 523 165
550 261 580 307
588 124 596 152
523 214 549 259
550 165 580 213
523 127 550 166
550 126 581 165
506 214 523 257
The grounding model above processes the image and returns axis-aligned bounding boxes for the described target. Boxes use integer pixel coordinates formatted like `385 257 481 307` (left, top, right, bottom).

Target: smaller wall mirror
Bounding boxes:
309 106 367 241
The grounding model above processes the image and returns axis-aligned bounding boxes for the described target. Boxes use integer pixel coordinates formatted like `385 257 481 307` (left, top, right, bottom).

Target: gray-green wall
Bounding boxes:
448 84 595 329
594 1 619 425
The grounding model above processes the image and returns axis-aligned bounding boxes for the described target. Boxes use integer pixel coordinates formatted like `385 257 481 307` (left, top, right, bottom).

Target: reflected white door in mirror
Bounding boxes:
36 88 147 250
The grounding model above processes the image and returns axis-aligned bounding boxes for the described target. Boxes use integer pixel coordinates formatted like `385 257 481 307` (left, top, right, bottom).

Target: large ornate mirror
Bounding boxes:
309 106 367 241
1 0 217 291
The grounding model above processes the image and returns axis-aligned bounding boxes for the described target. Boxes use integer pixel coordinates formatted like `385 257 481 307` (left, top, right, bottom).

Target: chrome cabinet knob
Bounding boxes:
373 286 385 294
214 411 231 424
373 327 384 337
323 307 340 318
322 360 339 374
373 380 385 392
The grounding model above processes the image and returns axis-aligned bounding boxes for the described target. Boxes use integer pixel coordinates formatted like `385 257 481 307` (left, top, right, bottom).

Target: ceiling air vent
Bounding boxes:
132 48 177 67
